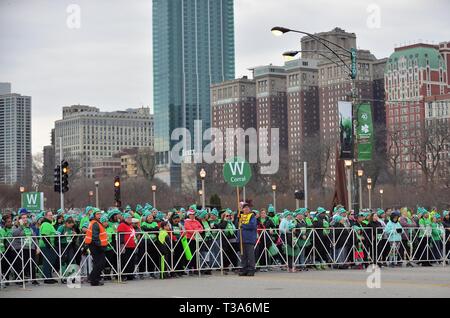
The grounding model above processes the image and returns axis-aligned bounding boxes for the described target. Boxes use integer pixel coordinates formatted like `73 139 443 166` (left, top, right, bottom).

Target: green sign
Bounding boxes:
223 157 252 188
357 103 374 161
351 48 357 79
21 192 44 212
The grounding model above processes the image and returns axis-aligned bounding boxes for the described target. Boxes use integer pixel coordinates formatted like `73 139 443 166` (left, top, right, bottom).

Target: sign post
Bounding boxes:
223 157 252 255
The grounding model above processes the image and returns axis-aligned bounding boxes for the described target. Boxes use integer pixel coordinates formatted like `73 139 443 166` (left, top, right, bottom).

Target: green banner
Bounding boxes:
356 103 373 161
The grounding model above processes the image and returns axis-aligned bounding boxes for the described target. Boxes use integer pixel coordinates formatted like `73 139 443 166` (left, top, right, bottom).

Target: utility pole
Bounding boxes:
59 137 64 211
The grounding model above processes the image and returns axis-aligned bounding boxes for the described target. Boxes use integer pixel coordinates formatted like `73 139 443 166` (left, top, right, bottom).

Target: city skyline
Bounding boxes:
0 0 449 154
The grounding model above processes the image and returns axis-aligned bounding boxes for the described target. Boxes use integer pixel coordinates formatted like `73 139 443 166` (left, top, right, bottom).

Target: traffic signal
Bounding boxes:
350 48 357 79
54 164 61 192
114 176 121 207
61 160 69 193
295 190 305 201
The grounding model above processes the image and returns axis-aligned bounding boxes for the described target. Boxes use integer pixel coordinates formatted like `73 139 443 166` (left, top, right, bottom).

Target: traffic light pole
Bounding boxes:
60 137 64 211
304 161 308 209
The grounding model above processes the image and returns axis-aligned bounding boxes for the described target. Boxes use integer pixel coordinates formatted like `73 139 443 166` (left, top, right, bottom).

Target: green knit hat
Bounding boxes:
122 213 132 219
377 209 385 216
210 208 219 217
268 204 275 213
197 209 208 219
316 207 326 215
282 209 292 218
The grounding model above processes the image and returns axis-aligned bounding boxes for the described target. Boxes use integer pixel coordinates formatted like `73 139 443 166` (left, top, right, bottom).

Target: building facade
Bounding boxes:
152 0 235 189
211 76 257 158
285 58 320 187
210 76 257 181
0 84 32 185
301 28 387 188
385 42 450 184
253 64 288 151
54 105 153 178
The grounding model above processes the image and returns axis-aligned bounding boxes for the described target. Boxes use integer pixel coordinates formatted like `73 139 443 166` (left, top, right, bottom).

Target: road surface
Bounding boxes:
2 266 450 298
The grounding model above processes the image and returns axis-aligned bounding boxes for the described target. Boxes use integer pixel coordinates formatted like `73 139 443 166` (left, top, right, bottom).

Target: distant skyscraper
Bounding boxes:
153 0 235 189
0 83 32 185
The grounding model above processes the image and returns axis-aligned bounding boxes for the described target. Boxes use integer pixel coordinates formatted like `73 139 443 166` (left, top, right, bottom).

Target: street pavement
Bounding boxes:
2 266 450 298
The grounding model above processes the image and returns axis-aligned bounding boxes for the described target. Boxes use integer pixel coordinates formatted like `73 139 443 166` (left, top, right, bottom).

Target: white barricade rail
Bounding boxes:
254 229 288 269
1 227 449 287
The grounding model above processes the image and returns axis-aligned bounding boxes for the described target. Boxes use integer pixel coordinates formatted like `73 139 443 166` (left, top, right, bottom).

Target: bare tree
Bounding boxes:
386 128 404 187
409 120 450 188
32 152 44 191
135 147 157 181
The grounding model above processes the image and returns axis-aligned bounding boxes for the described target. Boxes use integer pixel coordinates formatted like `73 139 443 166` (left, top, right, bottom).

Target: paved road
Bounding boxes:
2 266 450 298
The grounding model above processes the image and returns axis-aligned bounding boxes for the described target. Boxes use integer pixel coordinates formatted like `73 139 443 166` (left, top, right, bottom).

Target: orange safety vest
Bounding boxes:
85 220 108 247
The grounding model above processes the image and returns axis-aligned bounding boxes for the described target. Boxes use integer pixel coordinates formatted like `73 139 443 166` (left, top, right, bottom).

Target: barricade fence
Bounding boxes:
1 227 449 286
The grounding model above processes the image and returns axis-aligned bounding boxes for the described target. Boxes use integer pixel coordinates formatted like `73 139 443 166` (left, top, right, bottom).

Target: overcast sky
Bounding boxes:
0 0 449 154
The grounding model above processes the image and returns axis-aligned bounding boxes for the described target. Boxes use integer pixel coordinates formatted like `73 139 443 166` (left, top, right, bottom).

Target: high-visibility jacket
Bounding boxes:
85 220 108 247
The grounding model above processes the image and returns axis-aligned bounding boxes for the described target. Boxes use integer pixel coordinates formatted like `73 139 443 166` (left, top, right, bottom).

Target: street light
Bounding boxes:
19 186 25 193
199 168 206 209
357 169 364 211
151 185 157 208
94 181 100 208
271 26 291 36
379 188 384 210
367 177 373 210
271 184 277 212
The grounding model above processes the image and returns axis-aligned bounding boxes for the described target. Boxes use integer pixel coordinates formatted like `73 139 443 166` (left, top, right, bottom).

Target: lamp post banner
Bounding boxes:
356 103 374 161
338 101 353 159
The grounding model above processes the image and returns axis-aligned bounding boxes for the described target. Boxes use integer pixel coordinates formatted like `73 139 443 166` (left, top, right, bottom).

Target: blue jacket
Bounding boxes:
238 213 257 245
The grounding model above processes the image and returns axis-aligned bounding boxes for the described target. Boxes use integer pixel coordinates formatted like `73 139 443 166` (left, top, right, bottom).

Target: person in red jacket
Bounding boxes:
117 213 137 281
183 209 203 274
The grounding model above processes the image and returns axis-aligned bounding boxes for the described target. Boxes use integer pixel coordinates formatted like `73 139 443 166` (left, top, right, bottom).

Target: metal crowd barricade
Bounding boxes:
2 226 450 288
255 229 288 270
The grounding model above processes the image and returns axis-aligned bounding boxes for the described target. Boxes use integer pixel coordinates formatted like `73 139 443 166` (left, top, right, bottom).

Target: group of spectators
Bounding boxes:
1 202 449 287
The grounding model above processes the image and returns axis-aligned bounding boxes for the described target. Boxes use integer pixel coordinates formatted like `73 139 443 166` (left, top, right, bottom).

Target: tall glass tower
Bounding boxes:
153 0 235 189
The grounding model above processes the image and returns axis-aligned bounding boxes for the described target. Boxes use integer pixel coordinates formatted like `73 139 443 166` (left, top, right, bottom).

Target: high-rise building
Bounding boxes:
385 42 450 183
152 0 235 189
301 28 387 188
284 58 320 187
252 64 288 151
54 105 153 178
0 84 32 185
210 76 256 181
211 76 257 156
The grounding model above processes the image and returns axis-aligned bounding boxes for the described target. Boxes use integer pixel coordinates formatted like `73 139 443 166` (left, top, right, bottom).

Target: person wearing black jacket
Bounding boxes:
256 209 275 270
369 212 387 266
86 210 106 286
333 216 350 269
217 210 239 271
313 208 331 265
